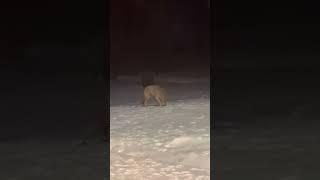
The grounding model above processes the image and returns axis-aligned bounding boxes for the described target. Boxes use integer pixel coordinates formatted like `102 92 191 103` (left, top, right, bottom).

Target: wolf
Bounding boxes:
143 85 167 106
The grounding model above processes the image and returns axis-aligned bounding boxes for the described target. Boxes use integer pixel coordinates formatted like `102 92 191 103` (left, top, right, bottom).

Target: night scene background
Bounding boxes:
0 0 106 179
0 0 319 178
214 0 320 179
110 0 210 75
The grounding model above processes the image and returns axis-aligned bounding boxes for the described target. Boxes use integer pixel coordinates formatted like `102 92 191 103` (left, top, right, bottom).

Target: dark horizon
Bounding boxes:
2 0 320 71
110 0 210 74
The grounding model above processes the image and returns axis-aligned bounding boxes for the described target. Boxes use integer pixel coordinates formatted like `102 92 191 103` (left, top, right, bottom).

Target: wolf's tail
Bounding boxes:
140 71 155 88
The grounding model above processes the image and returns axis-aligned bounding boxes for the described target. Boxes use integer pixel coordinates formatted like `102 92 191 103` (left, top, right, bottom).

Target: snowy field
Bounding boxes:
110 75 210 180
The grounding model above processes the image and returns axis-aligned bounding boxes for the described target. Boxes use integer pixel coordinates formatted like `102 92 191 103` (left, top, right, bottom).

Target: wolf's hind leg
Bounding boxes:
155 96 163 106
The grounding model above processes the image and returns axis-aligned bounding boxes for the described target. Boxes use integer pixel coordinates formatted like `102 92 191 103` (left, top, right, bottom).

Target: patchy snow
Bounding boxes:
110 75 210 180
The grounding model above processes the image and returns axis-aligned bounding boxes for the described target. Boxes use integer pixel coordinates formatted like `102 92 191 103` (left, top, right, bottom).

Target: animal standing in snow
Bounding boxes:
143 85 167 106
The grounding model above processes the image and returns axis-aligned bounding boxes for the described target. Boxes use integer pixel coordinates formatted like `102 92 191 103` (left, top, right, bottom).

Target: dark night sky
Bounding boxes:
110 0 210 74
214 0 320 68
1 0 320 72
0 0 210 75
0 1 107 137
0 0 105 76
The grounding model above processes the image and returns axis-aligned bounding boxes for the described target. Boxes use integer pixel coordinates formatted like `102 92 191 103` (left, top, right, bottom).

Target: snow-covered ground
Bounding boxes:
110 75 210 180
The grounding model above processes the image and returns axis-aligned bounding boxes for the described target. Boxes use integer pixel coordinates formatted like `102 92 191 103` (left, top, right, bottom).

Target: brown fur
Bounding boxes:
143 85 167 106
